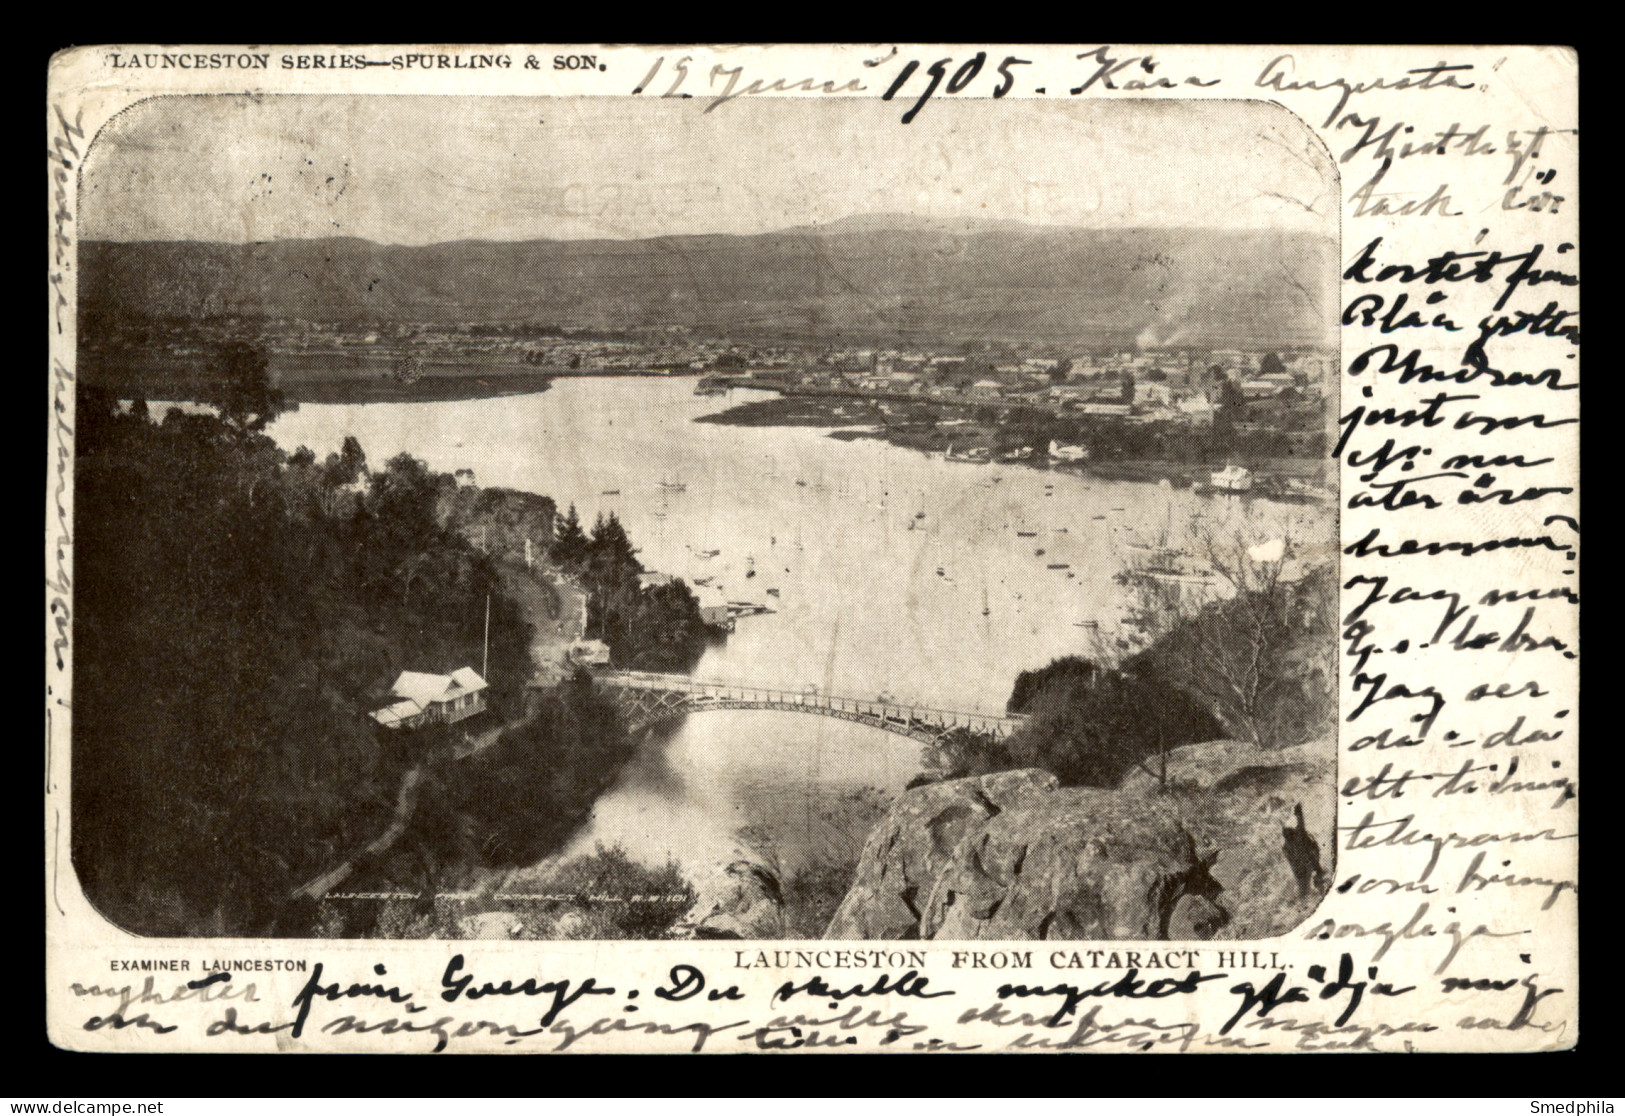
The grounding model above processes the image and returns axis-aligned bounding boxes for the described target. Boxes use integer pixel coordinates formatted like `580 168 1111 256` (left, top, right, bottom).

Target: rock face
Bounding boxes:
826 769 1060 939
670 860 787 940
827 740 1333 941
1120 740 1335 939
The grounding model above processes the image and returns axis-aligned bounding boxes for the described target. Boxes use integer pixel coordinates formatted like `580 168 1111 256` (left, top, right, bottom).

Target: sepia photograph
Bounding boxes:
73 92 1341 945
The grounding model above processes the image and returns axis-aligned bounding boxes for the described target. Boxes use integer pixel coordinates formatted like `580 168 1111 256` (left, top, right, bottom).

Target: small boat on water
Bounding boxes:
1075 620 1099 629
693 548 720 559
1047 563 1070 570
766 587 780 597
936 568 946 577
1016 530 1038 538
602 489 620 495
1092 515 1107 520
1035 549 1046 557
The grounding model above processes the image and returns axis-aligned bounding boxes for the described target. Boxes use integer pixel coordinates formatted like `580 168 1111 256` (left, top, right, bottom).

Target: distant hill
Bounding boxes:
79 220 1337 349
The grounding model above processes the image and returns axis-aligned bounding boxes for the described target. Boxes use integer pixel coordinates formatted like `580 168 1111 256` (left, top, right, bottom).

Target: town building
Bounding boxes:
1177 396 1217 423
695 585 733 629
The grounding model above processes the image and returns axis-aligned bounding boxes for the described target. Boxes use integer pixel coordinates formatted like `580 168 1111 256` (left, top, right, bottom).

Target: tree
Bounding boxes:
551 504 589 568
1047 358 1073 384
1211 372 1244 452
1121 372 1136 405
1260 352 1287 379
987 656 1222 788
588 512 638 573
1120 520 1335 749
338 435 367 482
369 453 441 546
201 340 284 436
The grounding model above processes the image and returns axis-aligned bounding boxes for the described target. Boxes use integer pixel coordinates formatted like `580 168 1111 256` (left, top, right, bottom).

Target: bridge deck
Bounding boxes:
582 669 1027 737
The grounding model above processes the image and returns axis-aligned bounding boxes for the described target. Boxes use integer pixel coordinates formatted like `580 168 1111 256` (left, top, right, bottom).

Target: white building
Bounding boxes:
568 639 612 667
370 667 488 730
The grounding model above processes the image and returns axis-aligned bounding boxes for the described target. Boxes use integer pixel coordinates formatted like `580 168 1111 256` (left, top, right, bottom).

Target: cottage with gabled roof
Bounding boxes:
369 667 488 730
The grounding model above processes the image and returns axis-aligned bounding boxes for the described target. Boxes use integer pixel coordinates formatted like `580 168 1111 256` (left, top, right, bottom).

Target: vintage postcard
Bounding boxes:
46 44 1578 1052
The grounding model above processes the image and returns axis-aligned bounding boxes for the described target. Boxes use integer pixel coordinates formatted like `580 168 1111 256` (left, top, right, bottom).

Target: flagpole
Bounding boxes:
483 593 490 679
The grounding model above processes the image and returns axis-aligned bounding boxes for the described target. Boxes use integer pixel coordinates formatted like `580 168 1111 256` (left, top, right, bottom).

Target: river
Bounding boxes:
269 377 1330 878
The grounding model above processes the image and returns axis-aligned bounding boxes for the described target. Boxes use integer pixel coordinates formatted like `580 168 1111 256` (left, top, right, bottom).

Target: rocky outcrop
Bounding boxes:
1120 740 1335 939
827 740 1334 941
670 860 787 940
825 769 1061 939
921 786 1216 940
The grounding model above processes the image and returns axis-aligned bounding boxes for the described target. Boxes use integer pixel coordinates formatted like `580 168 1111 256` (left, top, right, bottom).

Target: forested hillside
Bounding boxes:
71 347 706 935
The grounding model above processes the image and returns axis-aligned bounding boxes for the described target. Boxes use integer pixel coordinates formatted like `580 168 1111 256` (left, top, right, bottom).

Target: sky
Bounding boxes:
80 95 1338 244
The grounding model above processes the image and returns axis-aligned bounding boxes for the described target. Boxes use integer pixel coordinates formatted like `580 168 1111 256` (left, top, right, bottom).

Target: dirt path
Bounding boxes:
493 558 587 673
289 767 425 901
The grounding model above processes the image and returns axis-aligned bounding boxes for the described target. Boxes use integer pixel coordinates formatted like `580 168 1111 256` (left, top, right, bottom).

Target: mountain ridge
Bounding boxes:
80 222 1338 348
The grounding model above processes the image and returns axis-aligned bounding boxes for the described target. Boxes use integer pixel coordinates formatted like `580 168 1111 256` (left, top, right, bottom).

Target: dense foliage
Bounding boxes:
925 565 1336 789
928 660 1223 788
74 366 528 935
551 506 711 671
1131 563 1338 751
450 673 633 867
